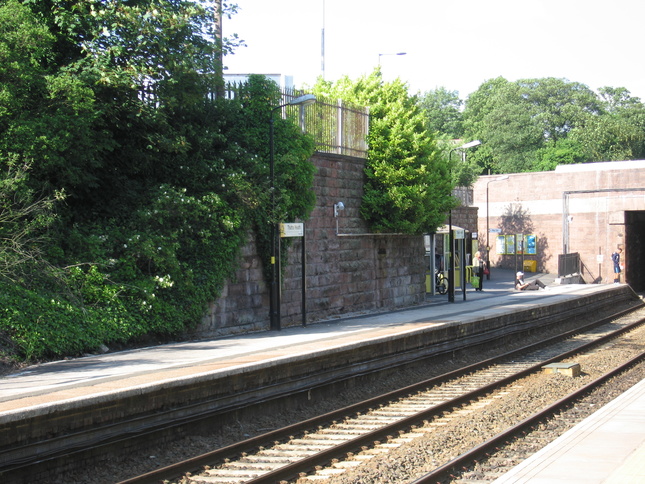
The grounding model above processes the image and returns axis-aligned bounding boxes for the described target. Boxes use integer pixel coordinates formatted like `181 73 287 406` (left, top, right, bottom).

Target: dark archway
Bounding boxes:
625 211 645 291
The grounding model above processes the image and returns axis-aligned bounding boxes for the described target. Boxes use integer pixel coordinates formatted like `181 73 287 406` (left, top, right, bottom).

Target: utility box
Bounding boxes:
523 260 537 272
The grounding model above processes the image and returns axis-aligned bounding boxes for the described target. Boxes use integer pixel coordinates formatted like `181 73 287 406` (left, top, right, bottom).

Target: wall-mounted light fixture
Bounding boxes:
334 202 345 235
334 201 345 217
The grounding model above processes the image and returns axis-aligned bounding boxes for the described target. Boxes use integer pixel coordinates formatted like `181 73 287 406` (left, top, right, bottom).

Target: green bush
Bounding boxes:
0 1 317 362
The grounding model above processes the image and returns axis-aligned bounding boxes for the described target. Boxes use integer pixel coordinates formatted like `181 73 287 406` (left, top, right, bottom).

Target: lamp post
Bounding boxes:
448 140 481 303
269 94 316 331
485 175 509 280
378 52 406 64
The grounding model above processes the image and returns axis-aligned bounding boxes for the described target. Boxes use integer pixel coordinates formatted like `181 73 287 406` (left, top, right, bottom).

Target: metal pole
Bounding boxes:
447 140 481 301
213 0 224 98
486 181 491 280
269 115 279 330
448 150 455 303
321 0 325 79
268 94 316 331
277 225 281 328
461 238 466 301
302 225 307 327
448 212 454 302
485 175 508 280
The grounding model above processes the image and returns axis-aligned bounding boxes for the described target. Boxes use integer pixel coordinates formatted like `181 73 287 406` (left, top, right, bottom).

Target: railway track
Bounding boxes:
411 352 645 484
118 307 645 484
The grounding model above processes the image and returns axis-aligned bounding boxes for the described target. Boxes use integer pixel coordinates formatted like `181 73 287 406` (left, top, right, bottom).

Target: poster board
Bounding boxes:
505 235 515 254
496 235 506 255
516 234 524 254
525 234 537 255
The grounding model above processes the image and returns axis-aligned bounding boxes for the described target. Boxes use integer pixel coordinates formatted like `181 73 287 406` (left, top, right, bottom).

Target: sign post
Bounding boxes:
279 223 307 327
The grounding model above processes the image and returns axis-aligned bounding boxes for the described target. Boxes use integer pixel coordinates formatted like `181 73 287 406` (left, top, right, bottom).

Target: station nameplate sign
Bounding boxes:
280 223 304 237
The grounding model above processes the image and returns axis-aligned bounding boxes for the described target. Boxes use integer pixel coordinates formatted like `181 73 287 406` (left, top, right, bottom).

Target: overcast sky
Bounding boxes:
222 0 645 100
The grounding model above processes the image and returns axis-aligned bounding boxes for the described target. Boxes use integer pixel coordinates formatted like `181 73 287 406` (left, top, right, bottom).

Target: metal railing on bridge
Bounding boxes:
228 84 370 159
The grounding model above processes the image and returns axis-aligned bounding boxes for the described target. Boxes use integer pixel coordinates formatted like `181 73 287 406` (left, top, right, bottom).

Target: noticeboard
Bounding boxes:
516 234 524 254
505 235 515 254
496 235 506 255
525 234 537 255
495 234 537 255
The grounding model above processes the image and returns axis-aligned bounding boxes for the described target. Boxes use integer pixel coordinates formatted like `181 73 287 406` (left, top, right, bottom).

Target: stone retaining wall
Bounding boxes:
195 152 427 337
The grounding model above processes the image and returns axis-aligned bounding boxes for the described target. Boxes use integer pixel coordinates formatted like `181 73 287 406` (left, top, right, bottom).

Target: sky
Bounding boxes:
222 0 645 100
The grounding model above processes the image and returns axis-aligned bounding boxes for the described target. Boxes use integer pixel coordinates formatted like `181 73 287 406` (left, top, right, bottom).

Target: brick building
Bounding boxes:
474 160 645 290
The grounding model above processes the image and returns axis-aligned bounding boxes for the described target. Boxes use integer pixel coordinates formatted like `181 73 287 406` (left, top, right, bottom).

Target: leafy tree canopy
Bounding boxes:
417 87 464 139
462 76 645 174
310 69 454 234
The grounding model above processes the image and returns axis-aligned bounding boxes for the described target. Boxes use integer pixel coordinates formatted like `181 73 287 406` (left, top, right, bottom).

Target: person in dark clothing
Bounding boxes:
515 271 547 290
611 247 623 284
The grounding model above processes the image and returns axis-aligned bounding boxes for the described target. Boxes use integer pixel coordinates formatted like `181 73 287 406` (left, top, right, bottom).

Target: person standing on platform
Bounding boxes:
472 251 484 291
612 247 623 284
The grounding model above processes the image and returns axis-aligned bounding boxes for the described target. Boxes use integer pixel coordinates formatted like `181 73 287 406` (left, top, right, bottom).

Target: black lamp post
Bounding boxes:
269 94 316 331
485 175 509 280
447 140 481 303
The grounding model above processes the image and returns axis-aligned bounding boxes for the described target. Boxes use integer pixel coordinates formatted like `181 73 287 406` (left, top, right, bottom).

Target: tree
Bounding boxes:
311 69 453 234
418 87 464 139
584 86 645 161
0 0 53 129
533 138 587 171
463 78 543 173
568 115 645 162
517 77 600 143
463 77 602 173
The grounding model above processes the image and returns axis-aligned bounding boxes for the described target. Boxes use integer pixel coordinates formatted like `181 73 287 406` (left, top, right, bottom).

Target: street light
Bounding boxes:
269 94 317 331
485 175 509 280
458 140 482 150
378 52 406 64
448 140 481 303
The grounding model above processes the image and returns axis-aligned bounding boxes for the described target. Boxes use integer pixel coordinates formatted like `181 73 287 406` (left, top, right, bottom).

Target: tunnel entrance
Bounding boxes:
625 211 645 291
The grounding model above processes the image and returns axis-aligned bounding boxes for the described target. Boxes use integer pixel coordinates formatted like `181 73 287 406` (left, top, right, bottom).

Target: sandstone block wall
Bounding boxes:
195 152 426 337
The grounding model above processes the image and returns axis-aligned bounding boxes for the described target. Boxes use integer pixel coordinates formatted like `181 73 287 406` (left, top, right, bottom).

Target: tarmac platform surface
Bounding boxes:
1 269 644 483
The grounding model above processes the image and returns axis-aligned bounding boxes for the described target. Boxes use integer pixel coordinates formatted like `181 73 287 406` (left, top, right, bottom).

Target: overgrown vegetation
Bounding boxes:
311 69 455 234
0 0 315 362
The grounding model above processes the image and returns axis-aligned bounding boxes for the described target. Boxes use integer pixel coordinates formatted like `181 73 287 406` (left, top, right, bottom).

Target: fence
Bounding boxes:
453 187 473 207
227 84 370 159
303 98 369 158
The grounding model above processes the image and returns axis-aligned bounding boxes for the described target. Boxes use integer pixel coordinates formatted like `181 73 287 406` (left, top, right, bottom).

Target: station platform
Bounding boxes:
0 269 588 411
0 269 643 484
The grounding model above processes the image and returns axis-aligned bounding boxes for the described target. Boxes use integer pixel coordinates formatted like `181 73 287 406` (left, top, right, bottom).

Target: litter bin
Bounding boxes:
523 260 537 272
